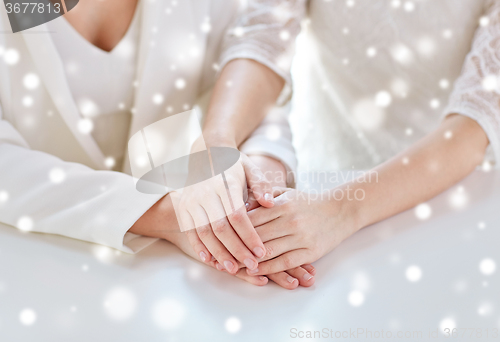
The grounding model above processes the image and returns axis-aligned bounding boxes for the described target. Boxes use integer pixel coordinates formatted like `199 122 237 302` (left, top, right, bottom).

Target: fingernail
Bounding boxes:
303 273 314 281
223 260 234 272
264 193 273 203
259 276 268 282
248 268 259 274
211 256 216 261
199 251 207 262
245 202 250 211
253 247 265 258
216 262 224 271
244 258 258 270
287 276 297 283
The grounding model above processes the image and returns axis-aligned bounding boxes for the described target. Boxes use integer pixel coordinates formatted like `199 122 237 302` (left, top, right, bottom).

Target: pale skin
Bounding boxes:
59 0 490 288
131 58 316 289
244 114 489 276
63 0 315 289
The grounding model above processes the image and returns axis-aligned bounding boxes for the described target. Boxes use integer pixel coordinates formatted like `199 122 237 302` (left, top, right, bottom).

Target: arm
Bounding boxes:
208 0 306 186
0 118 162 253
245 3 500 275
202 59 284 149
246 114 489 276
352 0 500 224
344 114 488 231
175 0 306 274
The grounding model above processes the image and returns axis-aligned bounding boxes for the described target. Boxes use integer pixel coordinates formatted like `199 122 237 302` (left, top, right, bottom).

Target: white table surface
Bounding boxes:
1 170 499 342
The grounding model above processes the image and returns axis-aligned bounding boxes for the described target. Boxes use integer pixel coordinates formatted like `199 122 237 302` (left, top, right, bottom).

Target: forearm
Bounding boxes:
341 114 489 232
128 194 181 243
203 59 284 147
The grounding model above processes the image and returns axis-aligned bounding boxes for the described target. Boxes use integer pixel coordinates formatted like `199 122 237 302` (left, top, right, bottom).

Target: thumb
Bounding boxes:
241 154 274 208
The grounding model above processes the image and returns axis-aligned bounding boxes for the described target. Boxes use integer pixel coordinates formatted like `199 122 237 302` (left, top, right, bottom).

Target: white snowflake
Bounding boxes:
405 265 422 282
23 73 40 90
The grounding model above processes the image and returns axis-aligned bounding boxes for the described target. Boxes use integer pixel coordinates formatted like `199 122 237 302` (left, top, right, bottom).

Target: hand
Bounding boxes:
245 188 359 276
170 228 316 289
243 156 316 288
130 194 315 289
172 152 274 275
223 188 317 289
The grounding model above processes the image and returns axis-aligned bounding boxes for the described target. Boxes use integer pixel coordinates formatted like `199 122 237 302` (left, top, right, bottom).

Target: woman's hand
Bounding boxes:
168 224 316 289
173 152 274 275
206 155 317 289
130 193 315 289
245 188 359 276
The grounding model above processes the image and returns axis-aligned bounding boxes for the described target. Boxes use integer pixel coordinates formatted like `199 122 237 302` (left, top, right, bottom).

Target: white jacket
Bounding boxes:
0 0 299 253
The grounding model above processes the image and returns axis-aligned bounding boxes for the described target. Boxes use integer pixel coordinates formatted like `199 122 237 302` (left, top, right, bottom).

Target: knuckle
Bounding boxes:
211 220 227 235
233 248 248 260
282 255 295 269
265 245 274 258
211 250 226 262
196 225 211 239
193 242 206 253
228 210 244 224
249 183 262 193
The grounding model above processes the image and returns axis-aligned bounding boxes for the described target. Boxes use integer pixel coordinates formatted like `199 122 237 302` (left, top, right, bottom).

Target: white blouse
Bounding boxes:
46 8 140 169
0 0 300 254
225 0 500 171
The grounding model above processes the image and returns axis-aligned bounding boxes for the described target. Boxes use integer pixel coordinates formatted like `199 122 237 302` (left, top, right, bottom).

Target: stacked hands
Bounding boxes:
168 152 358 290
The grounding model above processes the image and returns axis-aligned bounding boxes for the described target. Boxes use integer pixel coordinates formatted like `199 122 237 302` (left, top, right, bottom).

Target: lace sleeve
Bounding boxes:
444 0 500 167
218 0 306 105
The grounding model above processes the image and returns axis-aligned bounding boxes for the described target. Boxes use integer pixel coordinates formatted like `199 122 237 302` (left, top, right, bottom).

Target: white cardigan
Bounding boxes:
0 0 299 253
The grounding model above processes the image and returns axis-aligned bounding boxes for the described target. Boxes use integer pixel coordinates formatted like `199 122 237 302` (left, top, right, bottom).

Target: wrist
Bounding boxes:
329 184 365 235
202 130 237 149
128 194 181 242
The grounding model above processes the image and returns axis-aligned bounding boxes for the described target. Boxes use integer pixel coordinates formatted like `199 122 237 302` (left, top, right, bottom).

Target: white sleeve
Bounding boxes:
0 115 163 253
443 0 500 168
218 0 306 105
240 102 297 187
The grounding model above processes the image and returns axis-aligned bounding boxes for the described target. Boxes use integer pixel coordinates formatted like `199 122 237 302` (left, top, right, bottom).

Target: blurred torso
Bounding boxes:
291 0 488 170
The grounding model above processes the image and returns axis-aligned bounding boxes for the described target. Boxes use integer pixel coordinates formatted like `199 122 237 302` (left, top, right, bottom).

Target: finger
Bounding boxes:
245 190 260 211
247 249 311 276
226 206 266 259
286 266 315 287
185 229 212 263
255 219 291 243
171 192 197 232
247 205 282 228
302 264 316 276
259 235 298 262
267 272 299 290
188 204 239 274
218 163 246 213
234 269 269 286
241 155 274 208
179 205 212 263
210 216 259 270
196 223 239 275
271 187 292 197
198 196 260 270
